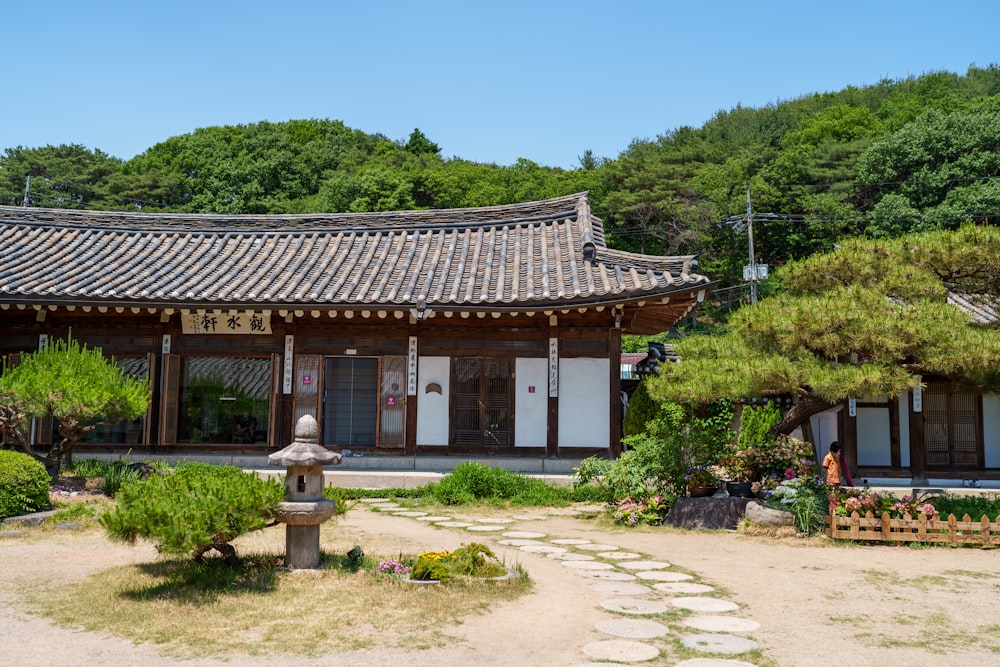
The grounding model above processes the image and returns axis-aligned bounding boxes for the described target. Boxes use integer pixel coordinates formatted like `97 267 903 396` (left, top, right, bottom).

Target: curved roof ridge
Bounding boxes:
0 192 590 234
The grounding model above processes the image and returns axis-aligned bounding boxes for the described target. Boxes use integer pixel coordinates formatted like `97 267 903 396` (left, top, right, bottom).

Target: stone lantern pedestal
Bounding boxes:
267 415 342 569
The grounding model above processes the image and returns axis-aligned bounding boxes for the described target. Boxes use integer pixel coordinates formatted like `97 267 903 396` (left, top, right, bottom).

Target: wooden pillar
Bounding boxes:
609 326 622 457
546 327 559 457
405 329 418 456
842 401 857 478
888 397 901 468
908 389 926 483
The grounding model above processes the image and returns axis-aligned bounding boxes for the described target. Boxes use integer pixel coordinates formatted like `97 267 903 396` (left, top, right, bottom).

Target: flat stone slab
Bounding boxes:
547 552 595 561
391 511 428 517
634 570 692 582
416 516 452 522
576 543 619 551
369 502 401 509
520 544 567 554
479 518 514 524
498 539 546 546
674 660 758 667
551 538 591 545
684 616 761 633
1 531 25 538
672 597 739 613
466 525 506 532
589 582 653 596
680 633 758 655
596 618 669 639
573 570 637 581
599 598 670 615
617 560 670 570
653 582 715 594
562 560 615 570
502 530 547 539
434 521 474 528
510 514 544 521
599 551 642 560
582 639 661 662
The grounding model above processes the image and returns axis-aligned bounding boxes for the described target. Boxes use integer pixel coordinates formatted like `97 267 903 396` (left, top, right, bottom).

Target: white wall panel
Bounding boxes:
416 356 449 446
558 358 610 448
515 358 547 447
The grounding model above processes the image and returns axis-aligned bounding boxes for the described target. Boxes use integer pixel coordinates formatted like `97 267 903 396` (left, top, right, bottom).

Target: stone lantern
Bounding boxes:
267 415 342 569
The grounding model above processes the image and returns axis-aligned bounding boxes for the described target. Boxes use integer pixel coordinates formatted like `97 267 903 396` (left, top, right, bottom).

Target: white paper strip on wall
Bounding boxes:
38 334 48 351
161 334 171 355
283 335 294 394
913 386 922 413
848 398 856 417
408 336 418 396
548 337 559 397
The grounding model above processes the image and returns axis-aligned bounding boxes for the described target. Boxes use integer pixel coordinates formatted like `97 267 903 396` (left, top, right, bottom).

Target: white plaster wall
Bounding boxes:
558 358 610 448
810 407 841 462
514 358 547 447
984 394 1000 468
416 356 449 446
857 407 891 466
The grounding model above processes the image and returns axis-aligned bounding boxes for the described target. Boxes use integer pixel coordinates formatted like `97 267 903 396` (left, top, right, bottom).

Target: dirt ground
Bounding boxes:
3 502 1000 667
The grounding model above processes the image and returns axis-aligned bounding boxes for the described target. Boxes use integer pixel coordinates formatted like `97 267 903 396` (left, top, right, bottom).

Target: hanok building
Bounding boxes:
0 194 711 461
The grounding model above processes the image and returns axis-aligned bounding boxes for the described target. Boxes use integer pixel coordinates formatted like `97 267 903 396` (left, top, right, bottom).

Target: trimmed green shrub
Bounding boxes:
101 462 284 563
622 380 658 436
430 461 572 506
0 450 51 518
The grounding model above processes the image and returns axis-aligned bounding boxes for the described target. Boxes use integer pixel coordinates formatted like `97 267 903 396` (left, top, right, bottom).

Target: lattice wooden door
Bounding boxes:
452 357 511 446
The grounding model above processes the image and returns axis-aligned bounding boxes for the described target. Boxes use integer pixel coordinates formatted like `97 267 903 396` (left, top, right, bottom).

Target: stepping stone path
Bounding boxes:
365 503 767 664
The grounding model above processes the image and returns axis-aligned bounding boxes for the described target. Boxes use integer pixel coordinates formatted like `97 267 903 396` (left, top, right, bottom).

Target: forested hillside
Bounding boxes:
3 66 1000 296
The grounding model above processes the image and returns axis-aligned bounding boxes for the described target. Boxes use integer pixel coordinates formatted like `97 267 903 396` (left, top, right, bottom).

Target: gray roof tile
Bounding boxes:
0 193 710 311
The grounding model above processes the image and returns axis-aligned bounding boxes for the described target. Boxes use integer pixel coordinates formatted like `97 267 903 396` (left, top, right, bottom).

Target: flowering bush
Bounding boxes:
378 559 410 576
407 544 507 581
764 472 828 533
684 466 718 487
612 495 667 527
828 488 939 519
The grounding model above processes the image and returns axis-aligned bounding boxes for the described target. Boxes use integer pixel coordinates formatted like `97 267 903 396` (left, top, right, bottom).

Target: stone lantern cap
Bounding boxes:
268 415 343 467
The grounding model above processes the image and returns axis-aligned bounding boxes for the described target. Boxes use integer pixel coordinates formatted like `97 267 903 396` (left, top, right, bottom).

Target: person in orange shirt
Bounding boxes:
823 442 842 487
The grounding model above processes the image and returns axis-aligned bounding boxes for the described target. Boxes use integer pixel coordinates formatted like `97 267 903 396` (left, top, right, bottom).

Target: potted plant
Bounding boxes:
684 466 719 497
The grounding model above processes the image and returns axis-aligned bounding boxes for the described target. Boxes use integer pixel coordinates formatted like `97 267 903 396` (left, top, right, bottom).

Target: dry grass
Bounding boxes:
20 549 530 658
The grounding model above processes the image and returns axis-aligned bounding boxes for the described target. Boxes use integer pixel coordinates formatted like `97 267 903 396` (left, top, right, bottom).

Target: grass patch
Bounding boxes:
22 549 531 658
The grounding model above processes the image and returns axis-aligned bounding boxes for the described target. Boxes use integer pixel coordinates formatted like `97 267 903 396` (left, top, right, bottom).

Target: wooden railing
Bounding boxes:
827 511 1000 546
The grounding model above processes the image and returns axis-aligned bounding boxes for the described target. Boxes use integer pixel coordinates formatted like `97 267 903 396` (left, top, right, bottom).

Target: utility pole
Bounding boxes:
746 185 757 304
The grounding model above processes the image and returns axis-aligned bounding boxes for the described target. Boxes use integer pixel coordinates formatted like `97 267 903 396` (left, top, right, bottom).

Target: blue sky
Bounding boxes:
5 1 999 169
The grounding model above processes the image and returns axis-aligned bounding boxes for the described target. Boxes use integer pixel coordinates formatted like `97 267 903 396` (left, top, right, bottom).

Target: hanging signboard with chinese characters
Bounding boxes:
548 337 559 397
407 336 418 396
181 310 272 335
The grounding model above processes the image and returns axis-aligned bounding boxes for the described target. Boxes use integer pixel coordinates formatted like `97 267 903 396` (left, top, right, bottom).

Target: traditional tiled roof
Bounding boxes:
0 194 710 329
948 292 998 324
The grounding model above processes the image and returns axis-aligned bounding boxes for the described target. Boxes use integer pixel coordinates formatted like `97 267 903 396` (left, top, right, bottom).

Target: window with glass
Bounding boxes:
82 355 150 444
176 357 272 444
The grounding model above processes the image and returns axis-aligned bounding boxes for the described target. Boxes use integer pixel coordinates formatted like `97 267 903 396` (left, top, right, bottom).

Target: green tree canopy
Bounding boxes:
647 226 1000 435
0 338 150 478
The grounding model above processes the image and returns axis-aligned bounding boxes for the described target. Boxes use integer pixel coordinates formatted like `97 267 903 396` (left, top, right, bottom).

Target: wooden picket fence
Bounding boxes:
827 511 1000 546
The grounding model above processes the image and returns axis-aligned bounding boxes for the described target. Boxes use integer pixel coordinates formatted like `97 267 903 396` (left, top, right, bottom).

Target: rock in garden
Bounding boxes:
665 497 753 530
744 500 794 527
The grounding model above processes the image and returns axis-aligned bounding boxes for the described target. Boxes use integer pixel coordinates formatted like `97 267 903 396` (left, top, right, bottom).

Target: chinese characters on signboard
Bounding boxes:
407 336 418 396
180 311 272 335
283 335 294 394
548 337 559 397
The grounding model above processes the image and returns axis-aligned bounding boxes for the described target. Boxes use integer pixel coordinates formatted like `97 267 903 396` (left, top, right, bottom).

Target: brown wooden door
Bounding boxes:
452 357 511 447
923 381 982 469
